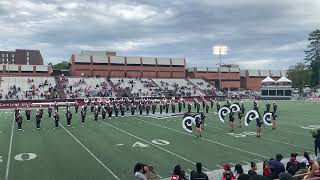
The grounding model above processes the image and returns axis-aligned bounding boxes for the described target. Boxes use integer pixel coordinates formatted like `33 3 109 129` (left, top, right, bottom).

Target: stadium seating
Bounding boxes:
110 78 161 97
60 77 114 98
0 76 56 100
152 78 205 97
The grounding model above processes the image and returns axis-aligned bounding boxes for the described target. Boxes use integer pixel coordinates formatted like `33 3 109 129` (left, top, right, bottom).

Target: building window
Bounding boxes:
27 51 30 56
6 54 8 57
2 54 4 57
12 54 14 58
12 58 14 63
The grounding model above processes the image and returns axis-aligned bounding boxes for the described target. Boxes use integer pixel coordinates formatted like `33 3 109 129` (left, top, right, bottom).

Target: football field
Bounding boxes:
0 100 319 180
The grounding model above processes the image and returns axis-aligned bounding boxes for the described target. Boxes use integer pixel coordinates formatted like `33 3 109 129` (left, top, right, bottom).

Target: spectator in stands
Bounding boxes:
262 161 271 177
269 154 285 179
304 160 320 179
286 153 299 175
295 162 307 175
278 172 293 180
134 163 147 180
248 162 257 176
234 164 249 180
190 162 208 180
301 152 310 166
171 165 188 180
221 163 235 180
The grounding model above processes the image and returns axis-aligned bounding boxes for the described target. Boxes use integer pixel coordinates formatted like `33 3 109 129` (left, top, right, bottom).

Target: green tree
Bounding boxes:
53 61 70 70
305 29 320 86
287 62 312 93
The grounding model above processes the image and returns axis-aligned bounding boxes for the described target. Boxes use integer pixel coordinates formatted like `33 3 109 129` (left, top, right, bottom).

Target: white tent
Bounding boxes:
261 76 275 83
276 76 292 83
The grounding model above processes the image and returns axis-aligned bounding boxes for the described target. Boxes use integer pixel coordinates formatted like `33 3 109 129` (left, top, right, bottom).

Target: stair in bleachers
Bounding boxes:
54 76 66 99
186 79 208 96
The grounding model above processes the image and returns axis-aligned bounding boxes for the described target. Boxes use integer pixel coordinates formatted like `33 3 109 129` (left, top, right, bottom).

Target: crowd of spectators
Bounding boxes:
134 152 320 180
61 77 113 98
0 77 54 100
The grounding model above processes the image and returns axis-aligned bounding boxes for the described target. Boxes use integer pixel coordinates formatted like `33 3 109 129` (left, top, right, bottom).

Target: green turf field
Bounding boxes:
0 100 319 180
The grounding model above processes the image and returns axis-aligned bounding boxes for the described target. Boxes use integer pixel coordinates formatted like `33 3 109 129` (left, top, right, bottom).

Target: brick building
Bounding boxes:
70 50 186 78
187 64 241 90
0 49 43 65
0 49 50 76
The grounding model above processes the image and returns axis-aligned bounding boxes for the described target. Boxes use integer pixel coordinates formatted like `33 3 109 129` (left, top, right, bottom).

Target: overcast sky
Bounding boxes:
0 0 319 69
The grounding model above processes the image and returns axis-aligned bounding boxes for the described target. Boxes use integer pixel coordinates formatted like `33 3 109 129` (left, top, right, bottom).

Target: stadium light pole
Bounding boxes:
213 45 228 90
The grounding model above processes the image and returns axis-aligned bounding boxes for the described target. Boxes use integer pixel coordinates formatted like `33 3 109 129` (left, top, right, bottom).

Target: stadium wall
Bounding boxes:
70 54 186 78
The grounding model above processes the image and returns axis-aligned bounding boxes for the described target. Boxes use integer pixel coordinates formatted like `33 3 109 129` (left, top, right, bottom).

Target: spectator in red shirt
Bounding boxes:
263 161 271 177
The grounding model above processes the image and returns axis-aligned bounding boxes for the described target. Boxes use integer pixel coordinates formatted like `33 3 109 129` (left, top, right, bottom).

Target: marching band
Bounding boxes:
13 98 278 139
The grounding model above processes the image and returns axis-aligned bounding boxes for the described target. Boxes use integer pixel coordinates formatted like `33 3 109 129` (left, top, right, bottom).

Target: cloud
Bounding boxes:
0 0 318 69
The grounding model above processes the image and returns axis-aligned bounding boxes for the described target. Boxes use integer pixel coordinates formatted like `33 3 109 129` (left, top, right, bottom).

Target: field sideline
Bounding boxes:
0 100 319 180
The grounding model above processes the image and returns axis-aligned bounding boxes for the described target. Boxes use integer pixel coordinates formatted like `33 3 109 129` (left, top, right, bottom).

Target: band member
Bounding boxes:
312 129 320 156
75 100 79 114
152 103 156 114
91 100 95 112
120 104 125 117
178 101 182 113
131 103 136 115
16 113 23 131
53 111 59 128
226 100 231 107
48 104 53 117
273 102 277 114
66 110 72 127
200 112 206 130
205 103 209 113
146 104 150 115
195 115 203 138
171 102 176 113
253 100 258 111
266 101 271 112
94 107 99 121
216 102 221 113
187 102 191 113
98 100 102 113
202 100 205 109
182 100 186 109
108 105 113 119
210 99 214 109
66 101 70 112
81 107 86 124
54 101 59 112
102 106 107 120
139 103 143 115
256 117 263 138
196 103 200 113
25 106 31 120
39 105 43 119
14 105 19 118
229 111 235 132
165 103 169 114
239 102 245 128
36 111 42 129
159 102 163 114
114 104 119 118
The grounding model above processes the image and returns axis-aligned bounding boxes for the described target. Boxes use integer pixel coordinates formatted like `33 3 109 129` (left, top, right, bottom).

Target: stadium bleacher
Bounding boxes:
152 78 205 97
60 77 114 98
0 76 55 100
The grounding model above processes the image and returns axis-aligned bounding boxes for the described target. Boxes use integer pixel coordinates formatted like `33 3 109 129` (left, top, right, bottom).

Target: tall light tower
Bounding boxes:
213 45 228 90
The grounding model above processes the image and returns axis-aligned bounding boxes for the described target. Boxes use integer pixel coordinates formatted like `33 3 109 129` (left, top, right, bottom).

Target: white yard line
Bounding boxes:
133 117 269 159
98 119 210 171
44 111 120 180
59 122 121 180
5 113 15 180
